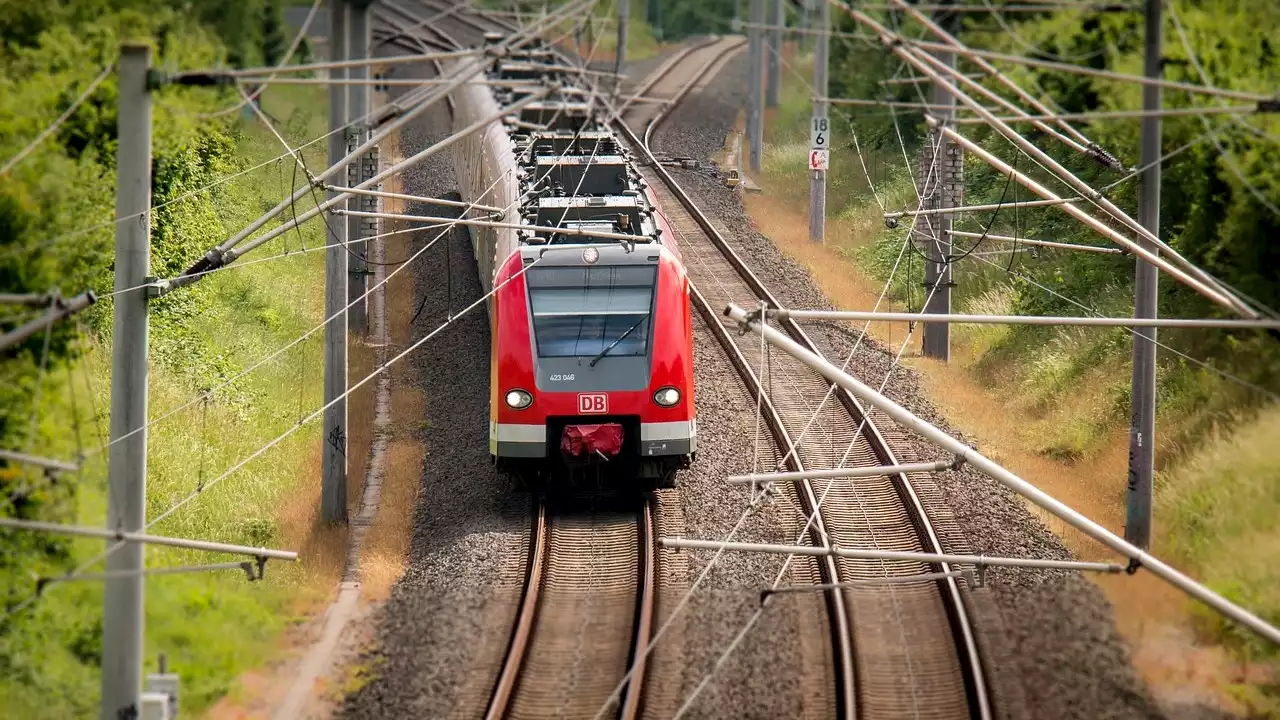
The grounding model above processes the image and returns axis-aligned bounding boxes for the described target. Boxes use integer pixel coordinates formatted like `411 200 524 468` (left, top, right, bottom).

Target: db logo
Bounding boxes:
578 393 608 414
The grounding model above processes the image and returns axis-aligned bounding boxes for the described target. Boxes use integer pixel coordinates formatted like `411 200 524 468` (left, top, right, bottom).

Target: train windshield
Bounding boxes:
526 265 657 359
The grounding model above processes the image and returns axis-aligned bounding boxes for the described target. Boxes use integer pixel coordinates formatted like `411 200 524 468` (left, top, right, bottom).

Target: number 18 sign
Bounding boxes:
810 115 830 171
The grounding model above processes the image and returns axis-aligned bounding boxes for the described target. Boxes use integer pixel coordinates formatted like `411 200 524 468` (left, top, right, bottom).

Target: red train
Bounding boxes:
452 41 696 490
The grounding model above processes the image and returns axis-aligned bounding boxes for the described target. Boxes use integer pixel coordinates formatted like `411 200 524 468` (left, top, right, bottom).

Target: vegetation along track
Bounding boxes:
379 9 990 716
484 496 656 720
615 40 993 720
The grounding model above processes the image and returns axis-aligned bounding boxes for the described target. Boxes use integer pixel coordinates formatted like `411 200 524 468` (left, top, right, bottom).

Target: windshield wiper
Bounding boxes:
589 314 650 367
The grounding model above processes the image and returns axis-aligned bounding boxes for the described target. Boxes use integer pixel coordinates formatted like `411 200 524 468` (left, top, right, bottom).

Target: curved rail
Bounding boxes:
620 499 656 720
484 499 549 720
484 498 656 720
617 39 859 720
620 39 993 720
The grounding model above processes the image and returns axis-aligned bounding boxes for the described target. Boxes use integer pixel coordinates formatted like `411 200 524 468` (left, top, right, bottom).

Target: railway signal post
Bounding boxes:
920 1 959 361
799 0 811 53
324 0 350 523
615 0 629 92
748 0 764 171
766 0 781 107
103 43 152 720
809 0 829 242
1127 0 1162 549
348 0 373 337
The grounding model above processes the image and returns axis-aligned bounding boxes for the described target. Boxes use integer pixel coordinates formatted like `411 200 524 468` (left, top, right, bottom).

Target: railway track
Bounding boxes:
372 10 668 720
376 8 990 716
614 39 993 720
485 497 657 720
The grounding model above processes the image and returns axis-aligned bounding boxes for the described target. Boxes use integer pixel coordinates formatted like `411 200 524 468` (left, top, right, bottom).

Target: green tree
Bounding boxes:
262 0 287 67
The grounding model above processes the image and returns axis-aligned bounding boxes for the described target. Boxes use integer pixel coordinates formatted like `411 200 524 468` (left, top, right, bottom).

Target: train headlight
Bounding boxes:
653 387 681 407
505 389 533 409
582 247 599 264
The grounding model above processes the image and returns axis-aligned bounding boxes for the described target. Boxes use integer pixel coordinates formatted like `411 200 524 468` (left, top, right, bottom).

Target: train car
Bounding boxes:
450 41 695 490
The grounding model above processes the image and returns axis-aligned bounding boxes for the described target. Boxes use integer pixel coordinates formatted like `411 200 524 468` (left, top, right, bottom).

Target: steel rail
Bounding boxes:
617 37 719 122
625 41 993 719
636 37 749 148
687 265 860 720
615 44 862 720
619 499 656 720
484 499 548 720
445 17 658 719
482 498 657 720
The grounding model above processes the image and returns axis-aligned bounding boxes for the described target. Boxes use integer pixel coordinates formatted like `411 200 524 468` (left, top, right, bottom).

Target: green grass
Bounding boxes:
476 0 663 62
756 41 1280 689
0 84 330 718
1160 403 1280 714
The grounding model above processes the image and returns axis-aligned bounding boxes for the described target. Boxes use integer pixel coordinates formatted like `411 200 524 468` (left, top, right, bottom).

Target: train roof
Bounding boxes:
481 47 668 250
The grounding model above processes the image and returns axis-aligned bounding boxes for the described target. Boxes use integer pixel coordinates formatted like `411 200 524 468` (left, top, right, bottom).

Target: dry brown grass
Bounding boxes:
359 433 422 602
350 145 424 602
347 338 376 518
736 110 1259 713
207 124 428 720
278 444 350 594
207 443 349 720
721 111 919 355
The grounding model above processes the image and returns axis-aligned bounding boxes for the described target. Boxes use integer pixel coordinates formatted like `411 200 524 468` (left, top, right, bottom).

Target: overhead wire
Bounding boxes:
5 154 557 617
196 0 324 119
0 63 114 178
1166 0 1280 220
240 84 417 268
187 0 597 274
976 0 1139 63
83 3 600 469
0 0 607 620
595 23 943 716
861 10 1268 318
883 4 1280 392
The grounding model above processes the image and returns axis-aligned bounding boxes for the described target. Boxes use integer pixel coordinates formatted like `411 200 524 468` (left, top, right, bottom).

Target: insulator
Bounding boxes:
1087 142 1126 172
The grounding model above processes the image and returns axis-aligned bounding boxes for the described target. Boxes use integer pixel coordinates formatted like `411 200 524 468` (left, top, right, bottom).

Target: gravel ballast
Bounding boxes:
650 50 1180 720
339 51 531 718
342 39 838 719
339 24 1205 720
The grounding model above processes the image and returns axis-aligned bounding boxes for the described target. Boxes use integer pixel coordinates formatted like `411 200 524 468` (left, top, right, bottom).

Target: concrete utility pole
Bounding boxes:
808 0 828 242
646 0 661 39
324 0 350 524
1127 0 1161 549
347 0 372 336
747 0 764 172
102 43 151 720
766 0 782 107
920 1 959 361
615 0 629 89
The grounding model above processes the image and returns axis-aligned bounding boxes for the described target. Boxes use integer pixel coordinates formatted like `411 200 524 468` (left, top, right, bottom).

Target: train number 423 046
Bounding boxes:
549 373 576 381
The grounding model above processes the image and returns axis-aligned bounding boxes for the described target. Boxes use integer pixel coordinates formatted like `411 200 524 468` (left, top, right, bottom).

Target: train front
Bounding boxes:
490 238 695 490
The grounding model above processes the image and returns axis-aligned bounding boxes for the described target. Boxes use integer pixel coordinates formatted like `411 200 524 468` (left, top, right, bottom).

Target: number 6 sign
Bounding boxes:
810 116 828 149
